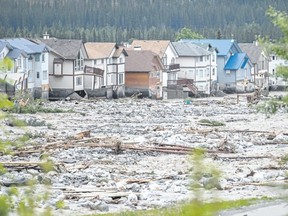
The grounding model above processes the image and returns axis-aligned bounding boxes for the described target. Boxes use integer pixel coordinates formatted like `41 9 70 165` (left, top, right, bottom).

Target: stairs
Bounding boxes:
177 79 198 95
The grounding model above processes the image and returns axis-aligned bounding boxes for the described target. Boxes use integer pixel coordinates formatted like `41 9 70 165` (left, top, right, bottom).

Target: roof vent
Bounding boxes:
43 32 50 40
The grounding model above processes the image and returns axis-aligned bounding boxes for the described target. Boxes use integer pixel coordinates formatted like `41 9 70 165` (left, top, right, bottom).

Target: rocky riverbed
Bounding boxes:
1 92 288 215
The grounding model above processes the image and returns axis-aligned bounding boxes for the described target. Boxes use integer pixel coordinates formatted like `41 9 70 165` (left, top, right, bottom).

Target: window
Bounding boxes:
43 70 48 80
198 69 204 78
119 73 124 84
54 63 62 75
119 58 123 63
206 69 210 77
36 72 40 79
42 54 45 62
206 55 209 61
17 58 22 68
199 56 203 62
212 54 216 62
76 77 82 86
212 68 215 76
35 54 40 62
74 52 84 70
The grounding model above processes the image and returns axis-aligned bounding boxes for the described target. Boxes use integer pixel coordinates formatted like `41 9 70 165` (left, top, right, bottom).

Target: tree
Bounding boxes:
266 7 288 80
258 7 288 115
174 27 204 41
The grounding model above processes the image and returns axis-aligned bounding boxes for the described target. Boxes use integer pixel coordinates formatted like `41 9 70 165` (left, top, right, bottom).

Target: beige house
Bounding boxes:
84 42 127 98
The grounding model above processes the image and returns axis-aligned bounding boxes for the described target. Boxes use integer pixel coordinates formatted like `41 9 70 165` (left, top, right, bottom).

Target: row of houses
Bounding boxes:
0 35 286 100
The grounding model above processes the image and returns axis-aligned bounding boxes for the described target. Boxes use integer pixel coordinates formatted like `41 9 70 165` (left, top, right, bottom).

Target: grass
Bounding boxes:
88 198 266 216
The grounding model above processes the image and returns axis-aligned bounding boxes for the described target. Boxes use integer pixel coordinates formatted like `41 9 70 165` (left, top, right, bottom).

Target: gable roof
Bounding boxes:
84 42 116 59
172 42 211 57
125 50 164 72
224 53 249 70
182 39 241 56
130 40 170 58
0 41 13 53
7 48 28 59
0 38 47 54
238 43 264 64
39 38 83 59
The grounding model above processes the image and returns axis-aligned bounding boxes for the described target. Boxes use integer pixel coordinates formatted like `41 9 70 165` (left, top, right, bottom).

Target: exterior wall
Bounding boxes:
0 46 10 58
49 60 74 89
125 72 149 89
216 57 227 84
149 69 162 98
269 54 288 86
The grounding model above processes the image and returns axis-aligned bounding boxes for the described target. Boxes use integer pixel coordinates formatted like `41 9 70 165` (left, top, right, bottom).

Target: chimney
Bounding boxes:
43 32 50 40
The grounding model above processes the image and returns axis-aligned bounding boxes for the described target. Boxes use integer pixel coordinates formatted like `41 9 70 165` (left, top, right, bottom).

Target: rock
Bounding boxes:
88 201 109 212
127 193 138 205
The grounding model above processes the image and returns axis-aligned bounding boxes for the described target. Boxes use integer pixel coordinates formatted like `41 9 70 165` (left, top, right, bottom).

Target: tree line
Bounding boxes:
0 0 287 42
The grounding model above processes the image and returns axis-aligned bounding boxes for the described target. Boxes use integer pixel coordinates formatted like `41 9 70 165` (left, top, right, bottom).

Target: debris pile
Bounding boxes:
1 93 288 215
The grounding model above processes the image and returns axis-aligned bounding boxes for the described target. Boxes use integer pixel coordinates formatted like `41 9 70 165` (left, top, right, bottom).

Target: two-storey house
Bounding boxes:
0 38 50 98
172 42 216 95
184 39 253 92
129 40 180 98
84 42 127 98
269 54 288 89
239 42 270 88
125 50 164 99
38 36 87 99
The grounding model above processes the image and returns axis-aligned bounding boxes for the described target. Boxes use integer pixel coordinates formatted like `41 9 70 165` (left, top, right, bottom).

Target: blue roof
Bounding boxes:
0 38 46 54
224 53 248 70
0 41 12 53
7 48 28 59
181 39 241 56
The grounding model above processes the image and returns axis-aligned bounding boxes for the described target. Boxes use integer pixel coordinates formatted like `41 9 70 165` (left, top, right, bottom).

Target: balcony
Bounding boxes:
168 64 180 71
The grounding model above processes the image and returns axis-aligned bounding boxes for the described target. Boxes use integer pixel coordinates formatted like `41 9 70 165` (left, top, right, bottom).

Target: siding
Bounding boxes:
125 72 149 89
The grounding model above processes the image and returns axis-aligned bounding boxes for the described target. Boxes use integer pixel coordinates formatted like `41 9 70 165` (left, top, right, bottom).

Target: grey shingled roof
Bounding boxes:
172 42 211 57
39 38 83 59
239 43 263 64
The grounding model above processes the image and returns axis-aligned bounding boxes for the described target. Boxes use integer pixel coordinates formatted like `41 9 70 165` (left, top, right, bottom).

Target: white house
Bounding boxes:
172 42 216 95
36 36 88 98
0 38 51 98
269 54 288 88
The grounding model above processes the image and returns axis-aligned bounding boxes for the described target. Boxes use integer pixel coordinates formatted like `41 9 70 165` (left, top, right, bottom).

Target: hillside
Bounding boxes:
0 0 288 42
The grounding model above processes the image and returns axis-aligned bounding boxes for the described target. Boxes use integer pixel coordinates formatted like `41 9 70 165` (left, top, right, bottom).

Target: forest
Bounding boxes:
0 0 288 43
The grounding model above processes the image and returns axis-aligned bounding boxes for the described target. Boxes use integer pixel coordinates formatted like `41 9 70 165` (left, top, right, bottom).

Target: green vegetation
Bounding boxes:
198 119 226 126
175 27 204 41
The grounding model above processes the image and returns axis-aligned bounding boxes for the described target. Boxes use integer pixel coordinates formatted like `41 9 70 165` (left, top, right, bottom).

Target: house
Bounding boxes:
0 38 50 98
84 42 127 98
38 36 88 99
268 53 288 89
125 50 164 99
129 40 181 98
172 42 216 95
239 42 269 88
184 39 253 92
0 41 28 96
